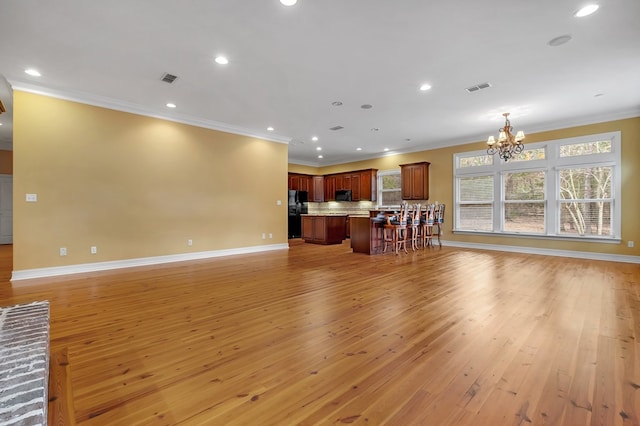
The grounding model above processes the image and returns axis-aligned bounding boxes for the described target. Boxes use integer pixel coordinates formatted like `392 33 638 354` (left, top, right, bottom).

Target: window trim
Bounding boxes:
453 131 621 242
377 168 402 208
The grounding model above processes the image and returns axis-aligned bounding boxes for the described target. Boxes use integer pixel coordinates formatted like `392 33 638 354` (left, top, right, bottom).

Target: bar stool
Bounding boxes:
421 203 435 247
408 203 421 251
434 204 445 247
383 202 409 254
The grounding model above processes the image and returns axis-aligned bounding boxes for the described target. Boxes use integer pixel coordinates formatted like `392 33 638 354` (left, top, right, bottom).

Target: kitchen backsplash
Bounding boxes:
307 201 375 216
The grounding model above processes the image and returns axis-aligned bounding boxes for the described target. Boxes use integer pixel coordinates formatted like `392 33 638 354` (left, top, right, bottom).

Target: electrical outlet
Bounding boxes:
629 241 635 248
262 233 266 239
269 233 273 239
59 247 67 256
187 239 193 246
90 246 97 254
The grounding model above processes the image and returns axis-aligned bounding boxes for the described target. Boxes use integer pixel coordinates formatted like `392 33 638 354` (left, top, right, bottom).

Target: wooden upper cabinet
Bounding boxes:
324 175 336 201
343 174 351 191
400 162 430 200
288 174 299 191
350 173 361 200
360 169 377 202
288 173 312 192
292 169 377 202
311 176 324 202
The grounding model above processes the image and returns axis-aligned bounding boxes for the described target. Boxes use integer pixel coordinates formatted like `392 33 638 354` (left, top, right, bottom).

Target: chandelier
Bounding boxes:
487 113 525 161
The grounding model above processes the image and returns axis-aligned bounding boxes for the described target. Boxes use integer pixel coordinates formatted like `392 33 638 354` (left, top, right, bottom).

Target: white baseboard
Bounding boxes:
11 240 638 281
11 243 289 281
442 240 640 264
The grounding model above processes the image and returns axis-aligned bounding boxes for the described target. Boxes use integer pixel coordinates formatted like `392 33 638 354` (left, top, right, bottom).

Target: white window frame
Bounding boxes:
377 169 402 208
453 131 621 242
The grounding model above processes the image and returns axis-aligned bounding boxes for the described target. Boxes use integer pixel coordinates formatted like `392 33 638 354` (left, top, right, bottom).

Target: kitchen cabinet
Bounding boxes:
322 169 377 202
324 175 336 201
311 176 324 202
358 169 377 201
301 215 347 244
400 162 430 200
288 173 312 192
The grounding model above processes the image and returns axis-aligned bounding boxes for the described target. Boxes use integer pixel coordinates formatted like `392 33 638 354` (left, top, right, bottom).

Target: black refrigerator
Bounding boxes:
288 190 308 238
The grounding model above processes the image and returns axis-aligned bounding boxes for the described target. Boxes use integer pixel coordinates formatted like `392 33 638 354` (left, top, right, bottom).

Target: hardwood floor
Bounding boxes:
1 242 639 425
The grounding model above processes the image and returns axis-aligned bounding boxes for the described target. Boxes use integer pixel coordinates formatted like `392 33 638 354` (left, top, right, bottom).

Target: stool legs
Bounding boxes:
383 226 407 254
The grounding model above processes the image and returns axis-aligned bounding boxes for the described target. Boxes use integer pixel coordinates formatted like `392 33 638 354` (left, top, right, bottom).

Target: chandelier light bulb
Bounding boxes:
487 112 526 162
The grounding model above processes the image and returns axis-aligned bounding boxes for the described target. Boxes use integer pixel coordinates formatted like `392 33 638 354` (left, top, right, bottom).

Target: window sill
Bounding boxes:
452 229 621 244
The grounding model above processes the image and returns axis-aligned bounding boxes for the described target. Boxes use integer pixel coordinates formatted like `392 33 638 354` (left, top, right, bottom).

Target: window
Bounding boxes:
454 132 621 241
458 175 494 231
378 170 402 207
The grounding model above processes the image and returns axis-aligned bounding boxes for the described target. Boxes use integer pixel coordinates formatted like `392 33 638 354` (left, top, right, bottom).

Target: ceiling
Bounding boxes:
0 0 639 166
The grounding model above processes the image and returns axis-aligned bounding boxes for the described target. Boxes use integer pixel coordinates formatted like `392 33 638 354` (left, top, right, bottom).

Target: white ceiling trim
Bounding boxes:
8 80 291 145
291 107 640 167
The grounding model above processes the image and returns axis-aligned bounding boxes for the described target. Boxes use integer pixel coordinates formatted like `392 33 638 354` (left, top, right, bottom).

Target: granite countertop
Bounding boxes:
301 213 349 216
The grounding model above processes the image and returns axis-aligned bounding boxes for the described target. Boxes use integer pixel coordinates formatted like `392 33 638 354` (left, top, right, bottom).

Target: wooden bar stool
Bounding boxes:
383 202 409 254
421 203 435 248
408 203 421 251
434 203 445 247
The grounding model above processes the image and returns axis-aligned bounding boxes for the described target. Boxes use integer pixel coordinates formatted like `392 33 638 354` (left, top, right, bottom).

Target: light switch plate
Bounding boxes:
26 193 37 202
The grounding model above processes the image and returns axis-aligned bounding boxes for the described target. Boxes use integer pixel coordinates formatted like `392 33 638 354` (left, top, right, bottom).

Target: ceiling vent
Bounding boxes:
465 82 492 93
161 73 178 83
329 125 344 131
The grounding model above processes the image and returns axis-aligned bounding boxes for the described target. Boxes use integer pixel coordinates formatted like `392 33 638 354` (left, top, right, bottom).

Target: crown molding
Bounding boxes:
290 107 640 167
8 80 291 145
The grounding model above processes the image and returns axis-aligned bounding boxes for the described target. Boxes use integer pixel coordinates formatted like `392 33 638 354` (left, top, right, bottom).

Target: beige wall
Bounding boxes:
287 164 320 175
296 117 640 257
13 91 288 270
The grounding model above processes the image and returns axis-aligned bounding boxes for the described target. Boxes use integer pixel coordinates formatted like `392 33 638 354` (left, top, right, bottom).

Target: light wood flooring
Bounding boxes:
1 241 639 425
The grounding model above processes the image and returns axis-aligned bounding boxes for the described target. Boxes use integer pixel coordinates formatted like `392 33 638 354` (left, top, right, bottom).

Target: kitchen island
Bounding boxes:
301 215 348 244
350 213 385 254
350 208 443 254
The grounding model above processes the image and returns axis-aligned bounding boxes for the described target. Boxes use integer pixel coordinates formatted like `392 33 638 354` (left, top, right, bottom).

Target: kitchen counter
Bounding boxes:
350 215 386 254
301 215 347 244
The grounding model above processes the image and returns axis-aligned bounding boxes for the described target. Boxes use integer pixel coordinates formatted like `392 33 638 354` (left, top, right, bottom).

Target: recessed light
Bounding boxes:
356 147 362 151
419 83 432 91
331 101 343 107
215 56 229 65
548 35 572 47
575 4 599 17
361 104 373 109
25 69 41 77
405 138 411 142
311 136 318 141
371 128 380 132
267 126 274 131
0 123 3 126
594 93 604 97
383 148 390 152
316 147 322 151
318 154 323 159
166 103 177 108
280 0 297 5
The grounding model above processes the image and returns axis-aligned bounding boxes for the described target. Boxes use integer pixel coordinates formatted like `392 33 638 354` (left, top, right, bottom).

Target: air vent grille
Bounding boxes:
465 82 491 93
161 73 178 83
329 126 344 131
